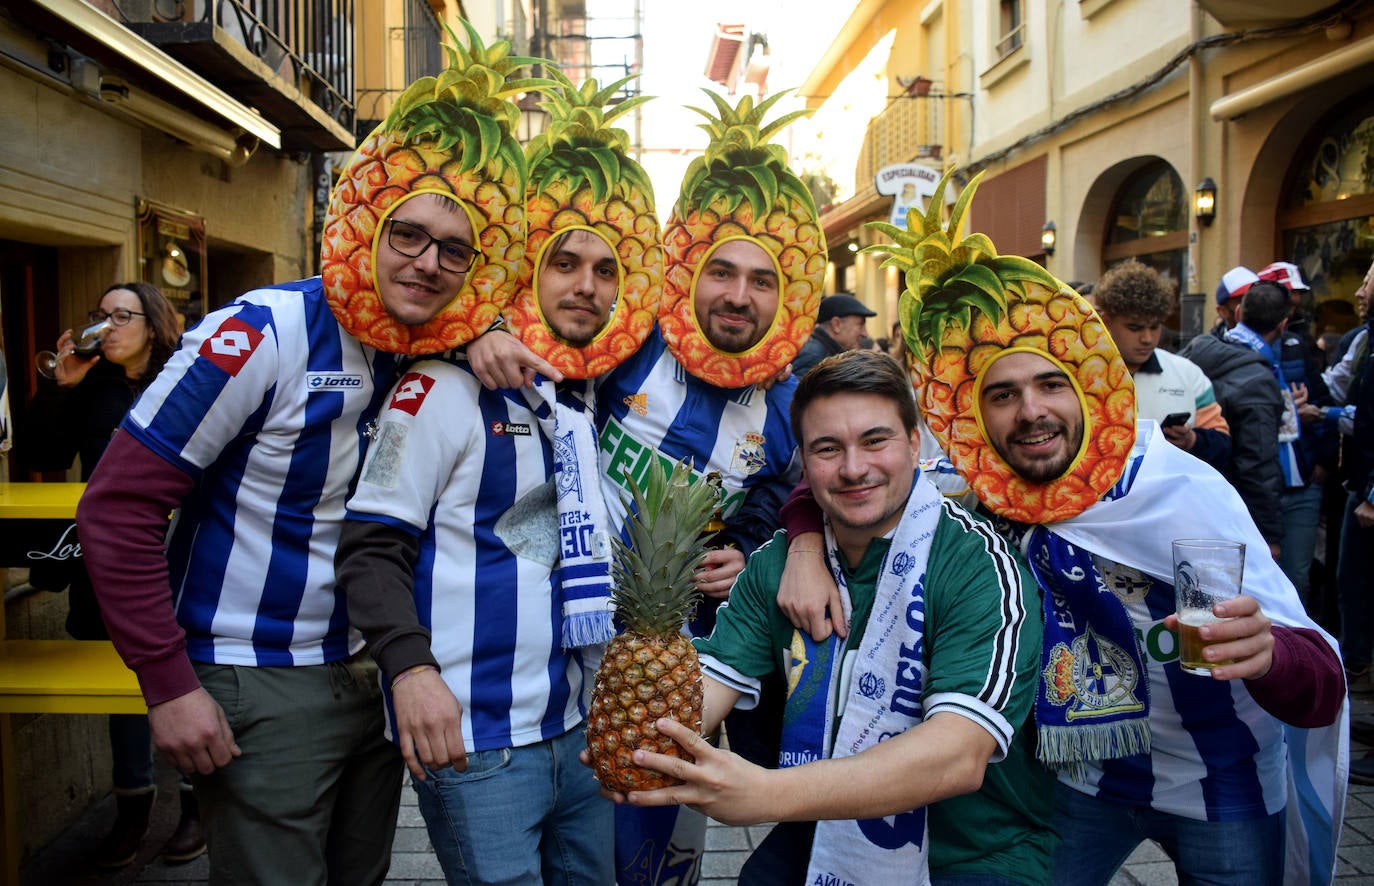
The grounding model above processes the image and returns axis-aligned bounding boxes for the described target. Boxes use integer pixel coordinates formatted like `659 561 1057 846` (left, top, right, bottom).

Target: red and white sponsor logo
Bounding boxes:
389 372 434 416
197 318 264 376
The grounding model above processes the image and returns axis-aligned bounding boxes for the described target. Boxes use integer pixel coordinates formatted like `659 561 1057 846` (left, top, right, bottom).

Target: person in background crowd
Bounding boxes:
791 292 877 378
1181 281 1289 558
1093 259 1231 473
20 282 201 868
1211 265 1259 334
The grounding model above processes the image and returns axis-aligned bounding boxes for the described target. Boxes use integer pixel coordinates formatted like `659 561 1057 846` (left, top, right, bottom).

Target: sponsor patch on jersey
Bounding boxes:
306 372 365 391
623 392 648 416
729 431 766 476
198 317 263 376
388 372 434 416
490 421 532 436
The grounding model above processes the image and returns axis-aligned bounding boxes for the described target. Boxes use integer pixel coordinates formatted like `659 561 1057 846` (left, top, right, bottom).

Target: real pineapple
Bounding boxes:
586 458 718 792
659 90 825 387
508 71 663 377
320 19 548 354
867 168 1135 522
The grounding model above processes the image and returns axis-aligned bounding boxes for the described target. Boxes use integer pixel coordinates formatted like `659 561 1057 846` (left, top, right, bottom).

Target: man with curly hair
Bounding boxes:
1094 259 1231 472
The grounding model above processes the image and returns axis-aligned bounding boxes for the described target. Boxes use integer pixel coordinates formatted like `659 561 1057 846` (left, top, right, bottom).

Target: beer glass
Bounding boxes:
1172 538 1245 675
34 316 113 380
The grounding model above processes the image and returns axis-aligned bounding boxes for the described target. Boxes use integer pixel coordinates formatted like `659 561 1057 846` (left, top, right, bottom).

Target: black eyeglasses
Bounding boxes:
89 308 146 326
386 219 477 273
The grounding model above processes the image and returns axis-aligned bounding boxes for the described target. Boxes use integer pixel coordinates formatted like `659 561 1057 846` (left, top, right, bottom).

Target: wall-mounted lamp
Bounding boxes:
1041 221 1057 256
99 77 258 167
847 241 859 253
516 92 549 145
1194 177 1217 226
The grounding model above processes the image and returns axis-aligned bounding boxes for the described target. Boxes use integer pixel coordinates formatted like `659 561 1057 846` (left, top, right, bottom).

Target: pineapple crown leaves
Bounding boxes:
384 19 556 176
864 167 1062 355
526 70 656 205
676 89 817 222
609 458 721 636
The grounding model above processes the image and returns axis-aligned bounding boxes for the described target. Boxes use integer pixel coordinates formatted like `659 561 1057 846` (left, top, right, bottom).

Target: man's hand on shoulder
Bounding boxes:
465 328 563 389
392 667 467 781
695 547 746 599
1163 594 1273 681
148 688 241 775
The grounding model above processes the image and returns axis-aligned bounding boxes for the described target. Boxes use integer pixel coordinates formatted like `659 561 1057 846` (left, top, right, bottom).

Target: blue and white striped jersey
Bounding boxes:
595 326 800 530
123 278 401 667
345 357 587 752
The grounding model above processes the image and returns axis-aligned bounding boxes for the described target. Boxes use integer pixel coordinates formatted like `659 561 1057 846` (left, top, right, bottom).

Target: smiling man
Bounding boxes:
604 350 1052 886
692 238 781 352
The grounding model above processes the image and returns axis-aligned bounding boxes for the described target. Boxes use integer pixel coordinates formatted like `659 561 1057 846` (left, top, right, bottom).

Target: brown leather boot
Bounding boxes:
93 787 156 869
162 785 207 864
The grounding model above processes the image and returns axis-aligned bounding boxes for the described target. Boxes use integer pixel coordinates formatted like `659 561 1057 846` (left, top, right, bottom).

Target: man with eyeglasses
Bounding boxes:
73 66 537 882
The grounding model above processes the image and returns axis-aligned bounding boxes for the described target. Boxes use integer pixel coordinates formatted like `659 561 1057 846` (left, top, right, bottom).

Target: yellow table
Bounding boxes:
0 482 143 885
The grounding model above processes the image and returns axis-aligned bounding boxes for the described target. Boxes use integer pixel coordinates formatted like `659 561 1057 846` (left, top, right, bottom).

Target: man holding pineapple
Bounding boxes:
606 350 1054 886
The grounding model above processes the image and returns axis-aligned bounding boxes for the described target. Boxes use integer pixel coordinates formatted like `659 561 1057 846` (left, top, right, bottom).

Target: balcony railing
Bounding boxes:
355 0 443 137
126 0 356 151
857 87 945 186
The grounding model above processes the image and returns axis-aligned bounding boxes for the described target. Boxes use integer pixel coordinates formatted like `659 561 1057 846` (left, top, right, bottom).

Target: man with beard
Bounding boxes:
538 228 620 347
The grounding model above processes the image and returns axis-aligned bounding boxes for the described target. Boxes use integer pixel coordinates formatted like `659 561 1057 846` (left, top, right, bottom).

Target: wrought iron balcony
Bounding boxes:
124 0 356 151
354 0 443 138
856 84 946 186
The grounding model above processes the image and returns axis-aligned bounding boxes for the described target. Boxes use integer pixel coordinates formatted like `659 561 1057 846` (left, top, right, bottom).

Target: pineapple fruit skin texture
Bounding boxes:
587 633 704 792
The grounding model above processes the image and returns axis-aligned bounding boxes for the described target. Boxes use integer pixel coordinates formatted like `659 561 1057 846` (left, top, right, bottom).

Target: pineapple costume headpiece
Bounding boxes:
660 91 824 387
321 20 548 354
507 72 663 379
868 169 1135 523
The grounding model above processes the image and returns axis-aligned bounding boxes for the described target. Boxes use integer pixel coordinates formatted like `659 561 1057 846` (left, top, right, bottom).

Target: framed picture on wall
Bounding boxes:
137 198 207 330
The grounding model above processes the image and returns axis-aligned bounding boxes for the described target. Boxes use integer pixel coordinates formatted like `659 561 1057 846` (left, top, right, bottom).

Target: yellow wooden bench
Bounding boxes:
0 483 144 886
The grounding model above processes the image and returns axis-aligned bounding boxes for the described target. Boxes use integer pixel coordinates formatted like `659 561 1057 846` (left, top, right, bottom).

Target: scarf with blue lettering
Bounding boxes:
780 474 941 886
1226 322 1303 487
523 376 615 648
1025 523 1152 777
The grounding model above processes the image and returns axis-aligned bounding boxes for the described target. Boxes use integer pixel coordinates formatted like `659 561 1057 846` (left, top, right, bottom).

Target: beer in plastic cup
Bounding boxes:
1172 538 1245 675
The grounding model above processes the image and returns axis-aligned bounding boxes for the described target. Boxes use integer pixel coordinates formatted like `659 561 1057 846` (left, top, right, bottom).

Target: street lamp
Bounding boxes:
1041 221 1057 256
517 92 549 145
1194 177 1217 227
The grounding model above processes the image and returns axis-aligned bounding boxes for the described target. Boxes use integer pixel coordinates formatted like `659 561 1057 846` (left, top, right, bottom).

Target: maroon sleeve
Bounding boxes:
75 430 199 707
779 478 822 537
1244 626 1345 728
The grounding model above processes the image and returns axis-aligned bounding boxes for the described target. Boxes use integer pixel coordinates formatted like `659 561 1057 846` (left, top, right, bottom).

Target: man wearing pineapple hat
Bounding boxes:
606 349 1055 886
775 171 1347 884
75 23 544 883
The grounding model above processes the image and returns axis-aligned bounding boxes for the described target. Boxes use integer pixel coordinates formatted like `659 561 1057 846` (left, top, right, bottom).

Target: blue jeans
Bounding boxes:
1050 782 1284 884
1338 491 1374 671
1278 483 1323 605
412 727 612 886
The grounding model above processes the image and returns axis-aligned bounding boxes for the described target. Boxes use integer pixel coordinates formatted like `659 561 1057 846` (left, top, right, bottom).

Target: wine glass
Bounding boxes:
34 316 114 380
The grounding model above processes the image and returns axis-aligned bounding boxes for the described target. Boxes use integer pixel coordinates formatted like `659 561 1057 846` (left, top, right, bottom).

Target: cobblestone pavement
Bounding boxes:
22 694 1374 884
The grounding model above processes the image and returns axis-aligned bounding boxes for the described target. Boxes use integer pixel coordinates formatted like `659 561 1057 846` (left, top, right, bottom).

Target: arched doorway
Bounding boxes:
1101 160 1189 344
1278 97 1374 339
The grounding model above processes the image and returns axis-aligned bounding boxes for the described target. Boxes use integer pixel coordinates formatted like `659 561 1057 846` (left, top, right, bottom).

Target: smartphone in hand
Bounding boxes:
1161 411 1190 428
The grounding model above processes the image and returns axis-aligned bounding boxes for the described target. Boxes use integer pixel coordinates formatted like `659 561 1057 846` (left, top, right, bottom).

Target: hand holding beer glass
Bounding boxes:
1173 539 1245 675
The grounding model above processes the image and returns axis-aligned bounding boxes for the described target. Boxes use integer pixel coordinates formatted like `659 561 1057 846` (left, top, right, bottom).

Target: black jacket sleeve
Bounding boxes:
336 519 438 680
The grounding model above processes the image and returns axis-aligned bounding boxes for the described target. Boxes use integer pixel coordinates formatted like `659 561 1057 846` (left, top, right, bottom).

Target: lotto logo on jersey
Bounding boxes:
198 318 264 376
306 372 364 391
490 421 532 436
388 372 434 416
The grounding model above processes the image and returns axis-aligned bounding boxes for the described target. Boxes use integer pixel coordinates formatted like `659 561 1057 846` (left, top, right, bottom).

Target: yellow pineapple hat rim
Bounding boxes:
509 209 663 379
687 235 785 360
971 345 1093 481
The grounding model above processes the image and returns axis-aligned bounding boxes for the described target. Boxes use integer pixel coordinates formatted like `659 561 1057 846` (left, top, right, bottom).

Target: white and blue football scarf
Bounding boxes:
524 375 615 648
1226 322 1303 487
780 473 942 886
1049 421 1348 885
